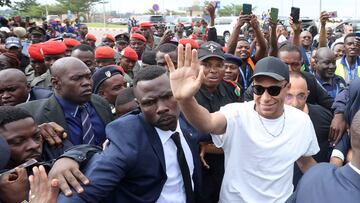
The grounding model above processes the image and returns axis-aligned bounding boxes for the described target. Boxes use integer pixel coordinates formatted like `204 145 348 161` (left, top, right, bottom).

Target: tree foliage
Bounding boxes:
0 0 11 7
55 0 101 15
12 0 44 17
218 3 243 17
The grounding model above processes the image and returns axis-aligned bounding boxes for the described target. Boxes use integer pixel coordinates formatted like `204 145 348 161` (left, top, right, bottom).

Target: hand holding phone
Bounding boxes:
328 11 337 18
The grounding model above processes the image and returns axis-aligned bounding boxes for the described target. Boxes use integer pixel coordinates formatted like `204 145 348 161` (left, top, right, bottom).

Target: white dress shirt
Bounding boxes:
349 162 360 175
155 120 194 203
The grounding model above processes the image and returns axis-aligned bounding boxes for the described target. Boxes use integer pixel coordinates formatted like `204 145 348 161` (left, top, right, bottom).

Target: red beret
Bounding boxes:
179 38 199 49
131 27 139 33
189 34 197 40
41 41 66 55
85 33 97 41
63 38 80 47
102 34 115 42
130 33 146 42
95 46 115 59
120 47 138 61
28 43 44 61
140 22 153 28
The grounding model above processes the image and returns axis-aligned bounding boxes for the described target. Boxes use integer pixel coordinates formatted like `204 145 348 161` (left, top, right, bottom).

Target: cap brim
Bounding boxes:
199 54 225 61
5 44 21 49
250 72 286 81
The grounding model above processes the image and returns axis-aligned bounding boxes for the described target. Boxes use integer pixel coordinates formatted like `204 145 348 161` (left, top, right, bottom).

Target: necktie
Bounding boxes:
171 132 195 203
80 104 95 144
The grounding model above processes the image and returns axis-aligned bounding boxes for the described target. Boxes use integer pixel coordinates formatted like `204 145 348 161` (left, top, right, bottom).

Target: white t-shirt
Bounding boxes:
211 101 319 203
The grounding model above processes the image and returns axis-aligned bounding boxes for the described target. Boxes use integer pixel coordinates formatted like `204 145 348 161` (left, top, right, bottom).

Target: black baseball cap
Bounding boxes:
250 56 289 82
224 53 242 67
197 41 225 61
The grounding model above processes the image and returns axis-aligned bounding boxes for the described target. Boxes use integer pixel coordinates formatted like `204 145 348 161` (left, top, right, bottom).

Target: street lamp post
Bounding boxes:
103 0 106 27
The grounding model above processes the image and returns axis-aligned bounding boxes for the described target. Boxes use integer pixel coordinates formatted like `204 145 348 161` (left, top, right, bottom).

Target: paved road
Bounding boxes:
88 27 127 45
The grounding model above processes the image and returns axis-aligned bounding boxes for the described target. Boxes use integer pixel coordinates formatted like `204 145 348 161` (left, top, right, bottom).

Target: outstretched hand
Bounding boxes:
29 165 59 203
165 43 204 101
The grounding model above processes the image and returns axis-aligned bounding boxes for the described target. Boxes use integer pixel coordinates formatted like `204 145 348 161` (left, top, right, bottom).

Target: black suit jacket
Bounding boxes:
18 94 113 159
57 113 203 203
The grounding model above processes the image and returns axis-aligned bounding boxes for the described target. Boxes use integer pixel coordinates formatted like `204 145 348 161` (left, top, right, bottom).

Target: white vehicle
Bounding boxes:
214 16 238 42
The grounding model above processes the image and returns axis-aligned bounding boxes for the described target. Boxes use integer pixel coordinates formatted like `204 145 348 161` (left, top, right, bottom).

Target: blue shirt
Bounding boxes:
56 96 106 146
315 74 347 99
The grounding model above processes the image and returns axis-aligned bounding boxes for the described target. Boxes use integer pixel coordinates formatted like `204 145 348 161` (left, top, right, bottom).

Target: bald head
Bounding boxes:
286 72 309 111
0 68 27 82
315 47 337 80
50 57 89 77
0 68 30 106
316 47 335 60
51 57 93 104
300 31 313 48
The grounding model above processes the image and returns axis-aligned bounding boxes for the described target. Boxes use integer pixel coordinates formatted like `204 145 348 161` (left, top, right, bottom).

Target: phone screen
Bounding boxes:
243 4 252 15
270 8 279 22
291 7 300 23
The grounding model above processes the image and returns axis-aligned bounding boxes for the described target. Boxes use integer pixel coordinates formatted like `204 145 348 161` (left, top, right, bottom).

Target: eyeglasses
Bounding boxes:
252 84 287 96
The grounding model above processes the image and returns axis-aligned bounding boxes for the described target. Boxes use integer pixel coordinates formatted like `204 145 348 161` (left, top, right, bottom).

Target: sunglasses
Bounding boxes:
252 83 287 96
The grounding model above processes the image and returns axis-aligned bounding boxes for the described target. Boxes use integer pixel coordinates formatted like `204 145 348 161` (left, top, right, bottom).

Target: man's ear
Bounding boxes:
51 76 60 90
134 98 139 106
26 83 31 94
98 89 105 97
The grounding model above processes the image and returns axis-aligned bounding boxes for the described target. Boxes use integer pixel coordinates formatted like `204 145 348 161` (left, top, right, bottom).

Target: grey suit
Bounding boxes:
18 94 114 160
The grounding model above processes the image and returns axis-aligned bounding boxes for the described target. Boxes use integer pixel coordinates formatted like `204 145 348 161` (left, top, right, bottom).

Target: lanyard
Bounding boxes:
344 59 359 81
329 85 339 98
239 64 249 90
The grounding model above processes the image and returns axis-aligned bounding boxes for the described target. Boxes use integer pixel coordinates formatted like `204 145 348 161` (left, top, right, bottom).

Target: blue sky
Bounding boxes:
18 0 360 19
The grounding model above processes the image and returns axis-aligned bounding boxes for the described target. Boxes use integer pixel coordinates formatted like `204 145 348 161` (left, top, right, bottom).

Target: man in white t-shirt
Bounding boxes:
165 44 320 203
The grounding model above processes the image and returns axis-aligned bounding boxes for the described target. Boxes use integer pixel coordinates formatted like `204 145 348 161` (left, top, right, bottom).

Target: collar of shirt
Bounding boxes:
25 93 31 103
156 120 181 145
340 55 360 69
349 162 360 175
199 81 226 100
55 95 83 118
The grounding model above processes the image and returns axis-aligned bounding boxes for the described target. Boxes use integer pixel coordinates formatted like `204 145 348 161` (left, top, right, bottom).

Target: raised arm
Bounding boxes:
226 14 251 54
318 11 329 48
268 18 278 57
205 2 218 42
165 44 227 134
290 16 302 47
249 15 267 61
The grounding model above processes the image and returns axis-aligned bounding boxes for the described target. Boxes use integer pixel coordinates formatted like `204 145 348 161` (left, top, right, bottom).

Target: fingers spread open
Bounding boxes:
184 43 192 67
165 54 175 72
177 44 184 68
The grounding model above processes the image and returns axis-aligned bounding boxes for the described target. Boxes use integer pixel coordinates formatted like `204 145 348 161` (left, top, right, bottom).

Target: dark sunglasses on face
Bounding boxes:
252 83 287 96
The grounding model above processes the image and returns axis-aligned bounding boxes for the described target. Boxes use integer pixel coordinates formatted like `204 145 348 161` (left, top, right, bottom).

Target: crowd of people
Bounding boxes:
0 2 360 203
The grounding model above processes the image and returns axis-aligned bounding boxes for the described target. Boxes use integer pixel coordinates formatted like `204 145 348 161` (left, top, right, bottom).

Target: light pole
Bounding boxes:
103 0 106 27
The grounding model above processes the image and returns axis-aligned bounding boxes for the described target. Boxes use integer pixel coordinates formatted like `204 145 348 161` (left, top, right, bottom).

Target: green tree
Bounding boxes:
218 3 243 16
0 0 11 7
12 0 44 18
55 0 101 15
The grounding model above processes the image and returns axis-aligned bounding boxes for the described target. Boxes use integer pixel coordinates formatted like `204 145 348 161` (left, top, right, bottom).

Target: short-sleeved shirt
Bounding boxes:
211 101 319 203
